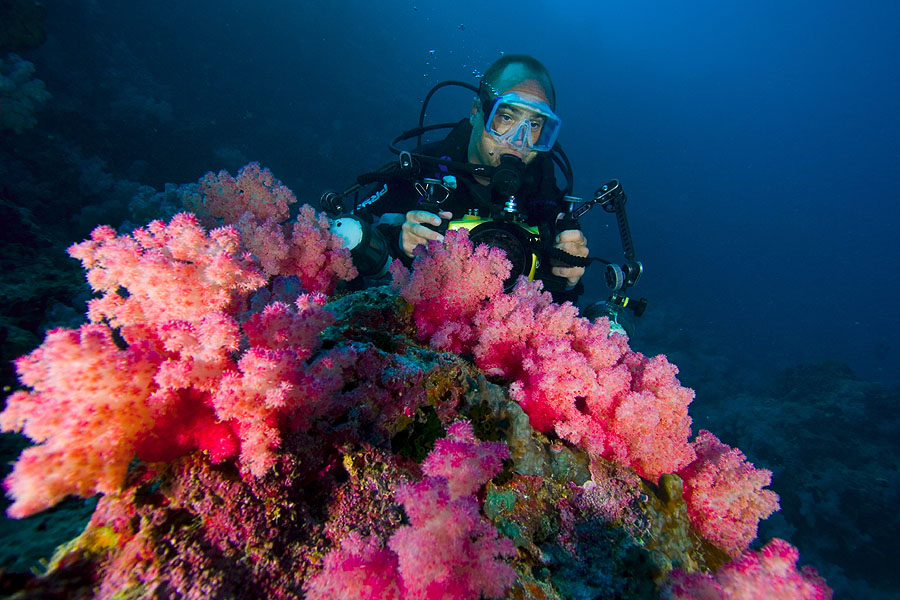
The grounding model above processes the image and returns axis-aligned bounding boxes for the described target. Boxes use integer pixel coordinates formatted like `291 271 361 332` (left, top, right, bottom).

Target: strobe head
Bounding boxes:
328 214 390 278
622 260 643 288
604 260 643 292
604 263 625 291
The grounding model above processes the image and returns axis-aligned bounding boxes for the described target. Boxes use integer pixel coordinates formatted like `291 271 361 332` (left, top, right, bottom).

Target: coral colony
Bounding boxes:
1 163 831 599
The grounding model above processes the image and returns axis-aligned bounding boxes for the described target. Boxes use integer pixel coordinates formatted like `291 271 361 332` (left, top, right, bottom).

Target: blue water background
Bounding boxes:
37 0 898 385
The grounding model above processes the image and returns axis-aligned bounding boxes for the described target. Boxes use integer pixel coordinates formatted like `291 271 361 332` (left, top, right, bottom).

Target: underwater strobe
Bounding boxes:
573 180 648 335
326 213 391 280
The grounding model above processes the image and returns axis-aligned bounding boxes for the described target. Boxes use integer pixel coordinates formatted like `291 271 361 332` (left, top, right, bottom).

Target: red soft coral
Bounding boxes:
677 430 780 557
665 538 833 600
3 199 354 516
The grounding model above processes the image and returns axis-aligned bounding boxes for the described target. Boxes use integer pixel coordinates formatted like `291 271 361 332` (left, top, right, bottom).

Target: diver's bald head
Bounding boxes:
480 54 556 110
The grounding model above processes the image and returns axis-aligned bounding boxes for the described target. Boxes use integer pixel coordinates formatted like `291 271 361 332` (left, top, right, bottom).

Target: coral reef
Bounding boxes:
0 53 50 133
0 0 47 52
0 164 831 599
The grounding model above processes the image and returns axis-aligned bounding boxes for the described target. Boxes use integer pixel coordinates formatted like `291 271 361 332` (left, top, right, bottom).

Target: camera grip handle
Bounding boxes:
555 216 581 233
545 246 599 269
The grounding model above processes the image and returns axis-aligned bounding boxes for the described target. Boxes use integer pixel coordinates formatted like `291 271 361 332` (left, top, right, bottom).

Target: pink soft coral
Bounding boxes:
197 162 296 224
68 213 266 330
665 538 833 600
193 164 357 293
677 430 780 557
210 296 351 476
471 274 695 480
2 215 266 517
397 233 695 480
2 197 353 517
186 163 357 293
392 227 784 561
288 204 359 295
397 229 510 353
0 325 161 518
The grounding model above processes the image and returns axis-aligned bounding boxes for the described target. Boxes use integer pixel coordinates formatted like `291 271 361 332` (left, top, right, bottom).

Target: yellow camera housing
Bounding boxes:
447 214 540 282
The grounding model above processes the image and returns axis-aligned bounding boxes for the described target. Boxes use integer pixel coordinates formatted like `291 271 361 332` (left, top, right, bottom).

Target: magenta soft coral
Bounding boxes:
388 421 515 600
307 421 516 600
665 538 833 600
305 533 404 600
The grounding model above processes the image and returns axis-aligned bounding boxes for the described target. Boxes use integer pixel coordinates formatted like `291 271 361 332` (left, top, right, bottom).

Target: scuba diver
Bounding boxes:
322 54 646 331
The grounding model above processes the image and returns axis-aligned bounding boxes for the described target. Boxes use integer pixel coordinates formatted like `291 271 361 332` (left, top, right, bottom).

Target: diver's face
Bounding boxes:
469 78 551 169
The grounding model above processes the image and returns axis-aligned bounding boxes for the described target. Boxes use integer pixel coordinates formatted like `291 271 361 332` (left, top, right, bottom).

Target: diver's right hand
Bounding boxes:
400 210 452 257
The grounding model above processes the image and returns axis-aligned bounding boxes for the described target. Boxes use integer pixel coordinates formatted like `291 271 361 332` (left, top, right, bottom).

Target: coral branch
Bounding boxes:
677 430 780 557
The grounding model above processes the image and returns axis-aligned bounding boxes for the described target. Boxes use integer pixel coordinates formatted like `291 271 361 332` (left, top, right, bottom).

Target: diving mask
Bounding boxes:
483 91 561 152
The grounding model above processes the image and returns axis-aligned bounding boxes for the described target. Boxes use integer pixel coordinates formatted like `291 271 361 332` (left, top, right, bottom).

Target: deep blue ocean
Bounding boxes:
1 1 898 598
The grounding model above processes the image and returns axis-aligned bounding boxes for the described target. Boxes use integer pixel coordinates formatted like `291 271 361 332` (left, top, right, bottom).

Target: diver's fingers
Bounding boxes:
406 210 442 226
403 210 444 241
401 210 445 256
555 236 589 258
410 223 444 242
552 264 586 286
555 229 588 248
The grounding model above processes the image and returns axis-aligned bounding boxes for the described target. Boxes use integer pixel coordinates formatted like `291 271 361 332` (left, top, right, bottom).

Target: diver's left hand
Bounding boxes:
553 219 589 287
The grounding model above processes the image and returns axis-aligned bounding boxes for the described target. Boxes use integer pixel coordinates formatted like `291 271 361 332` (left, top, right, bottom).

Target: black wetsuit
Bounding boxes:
356 119 583 304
